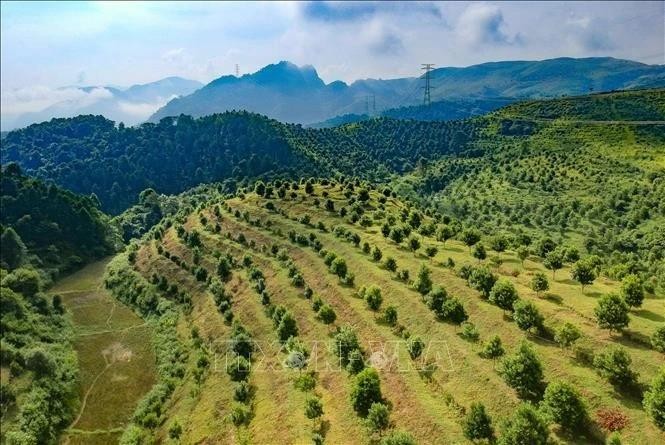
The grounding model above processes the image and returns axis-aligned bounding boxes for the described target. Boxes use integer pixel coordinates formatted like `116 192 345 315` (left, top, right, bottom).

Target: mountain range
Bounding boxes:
150 57 665 125
4 77 202 130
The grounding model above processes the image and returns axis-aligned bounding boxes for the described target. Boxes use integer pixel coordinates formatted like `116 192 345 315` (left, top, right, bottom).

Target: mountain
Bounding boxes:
151 57 665 125
5 77 202 130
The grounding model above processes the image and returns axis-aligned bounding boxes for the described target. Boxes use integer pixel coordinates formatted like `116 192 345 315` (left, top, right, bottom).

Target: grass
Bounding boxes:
50 258 156 444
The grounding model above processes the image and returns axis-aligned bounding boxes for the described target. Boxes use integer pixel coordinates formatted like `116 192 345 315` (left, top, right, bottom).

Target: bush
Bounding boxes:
227 355 251 381
407 336 425 359
499 403 549 445
643 366 665 430
384 306 398 326
304 396 324 420
500 341 544 400
351 368 383 416
460 322 480 342
366 402 390 433
652 326 665 353
380 430 416 445
364 285 383 311
318 304 337 325
463 402 494 442
540 381 588 432
593 346 638 388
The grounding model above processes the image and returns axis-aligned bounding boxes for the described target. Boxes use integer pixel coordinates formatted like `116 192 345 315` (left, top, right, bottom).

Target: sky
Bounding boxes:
1 1 664 124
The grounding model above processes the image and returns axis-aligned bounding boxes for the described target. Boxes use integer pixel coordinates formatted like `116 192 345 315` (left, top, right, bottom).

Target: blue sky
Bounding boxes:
1 1 663 117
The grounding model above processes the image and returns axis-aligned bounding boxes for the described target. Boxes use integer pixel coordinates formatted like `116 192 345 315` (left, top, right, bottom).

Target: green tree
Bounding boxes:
540 381 588 432
643 366 665 430
530 272 549 297
468 267 497 299
555 322 581 349
305 396 324 421
481 335 505 361
365 285 383 311
594 293 629 333
414 264 433 295
358 188 370 202
366 402 390 433
499 403 549 445
318 304 337 325
462 402 494 442
489 279 519 313
544 249 565 280
407 336 425 359
380 430 416 445
389 227 404 244
593 346 638 388
372 246 383 262
226 355 251 381
384 257 397 272
277 311 299 342
620 274 644 309
571 259 596 291
408 236 421 253
516 246 530 267
217 257 232 282
436 225 454 246
384 306 398 327
333 326 361 365
652 326 665 353
461 228 482 249
425 246 438 259
254 181 266 196
351 368 383 416
472 243 487 262
500 341 544 400
2 267 42 298
0 228 27 270
442 297 468 325
305 182 314 194
513 300 544 334
330 257 348 279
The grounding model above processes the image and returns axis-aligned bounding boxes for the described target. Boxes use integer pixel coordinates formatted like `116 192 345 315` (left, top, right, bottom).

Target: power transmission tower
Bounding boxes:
235 64 240 77
421 63 435 106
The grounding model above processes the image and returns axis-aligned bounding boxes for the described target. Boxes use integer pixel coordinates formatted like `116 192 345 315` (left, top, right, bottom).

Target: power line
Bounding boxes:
421 63 435 106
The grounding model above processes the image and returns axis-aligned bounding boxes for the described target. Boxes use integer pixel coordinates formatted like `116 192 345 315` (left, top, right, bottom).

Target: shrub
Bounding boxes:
463 402 494 442
499 403 549 445
397 269 410 282
304 396 324 420
425 246 438 259
407 336 425 359
540 381 588 432
593 346 638 388
643 366 665 430
366 402 390 433
500 341 544 400
351 368 383 416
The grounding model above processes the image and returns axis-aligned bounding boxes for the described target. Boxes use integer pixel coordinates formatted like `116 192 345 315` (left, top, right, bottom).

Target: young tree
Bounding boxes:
500 341 544 400
571 259 596 291
408 236 421 253
481 335 505 361
442 297 468 325
0 227 27 270
516 246 530 267
472 243 487 262
407 336 425 359
305 182 314 194
555 322 582 349
426 286 447 314
277 312 299 342
226 355 251 381
621 274 644 309
513 300 544 334
372 246 383 262
652 326 665 353
489 279 519 313
499 403 549 445
380 430 416 445
366 402 390 434
544 249 565 280
305 396 324 421
318 304 337 325
530 272 549 297
365 285 383 311
330 257 348 280
384 256 397 272
461 228 482 250
217 257 232 282
254 181 266 196
594 293 630 334
333 325 361 366
468 267 497 299
389 227 404 244
358 188 370 202
593 346 638 388
414 264 433 295
351 368 383 416
425 246 438 260
643 366 665 431
436 225 454 246
541 381 588 433
462 402 494 442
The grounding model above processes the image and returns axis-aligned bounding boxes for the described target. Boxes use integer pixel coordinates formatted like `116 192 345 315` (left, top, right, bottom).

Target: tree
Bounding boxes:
380 430 416 445
254 181 266 196
389 227 404 244
358 188 370 202
594 293 629 333
217 257 232 282
333 326 361 365
407 336 425 359
365 285 383 311
544 249 564 280
652 326 665 353
414 264 433 295
437 225 454 246
513 300 544 334
0 228 27 270
462 402 494 442
472 243 487 262
540 381 588 432
318 304 337 325
643 366 665 430
481 335 505 361
530 272 549 297
620 274 644 309
351 367 383 416
2 267 42 298
277 312 299 342
500 341 544 400
384 306 398 326
442 297 468 325
425 246 438 259
555 322 581 349
490 235 508 253
489 279 519 313
330 257 348 279
305 182 314 194
499 403 549 445
593 346 638 388
227 355 251 381
516 246 530 267
409 236 421 253
571 259 596 291
305 396 324 421
468 267 497 299
347 349 366 374
461 228 481 249
366 402 390 433
372 246 383 262
426 286 447 314
384 257 397 272
325 199 335 212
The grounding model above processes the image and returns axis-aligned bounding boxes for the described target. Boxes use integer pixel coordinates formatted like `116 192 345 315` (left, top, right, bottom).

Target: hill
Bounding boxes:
151 58 665 125
102 180 665 444
4 77 202 131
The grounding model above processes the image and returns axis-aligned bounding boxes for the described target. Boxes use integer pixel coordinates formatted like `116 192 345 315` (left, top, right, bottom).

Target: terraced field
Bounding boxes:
113 183 664 444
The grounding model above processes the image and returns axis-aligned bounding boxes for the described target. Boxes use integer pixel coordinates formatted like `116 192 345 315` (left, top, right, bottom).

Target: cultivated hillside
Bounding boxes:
150 58 665 125
104 181 665 444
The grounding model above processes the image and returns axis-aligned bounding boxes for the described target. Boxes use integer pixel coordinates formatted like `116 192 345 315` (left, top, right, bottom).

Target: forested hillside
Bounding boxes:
0 165 119 444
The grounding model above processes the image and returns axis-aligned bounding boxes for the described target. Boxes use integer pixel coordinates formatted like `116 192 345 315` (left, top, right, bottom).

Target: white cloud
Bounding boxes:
1 86 111 115
456 3 521 47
